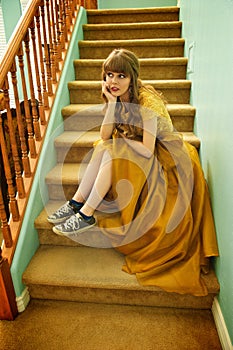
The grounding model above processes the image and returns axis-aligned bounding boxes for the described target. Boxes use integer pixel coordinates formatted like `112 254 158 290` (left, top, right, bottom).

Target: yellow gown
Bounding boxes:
94 86 219 296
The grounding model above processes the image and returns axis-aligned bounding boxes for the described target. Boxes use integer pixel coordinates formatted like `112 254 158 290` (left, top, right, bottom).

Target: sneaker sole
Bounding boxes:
47 215 73 225
52 222 96 236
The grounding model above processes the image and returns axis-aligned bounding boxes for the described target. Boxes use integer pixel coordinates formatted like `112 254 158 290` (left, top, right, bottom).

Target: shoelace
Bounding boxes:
63 215 81 230
55 203 72 217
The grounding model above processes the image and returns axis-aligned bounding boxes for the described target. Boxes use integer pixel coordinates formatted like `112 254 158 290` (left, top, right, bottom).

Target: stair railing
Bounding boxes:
0 0 89 265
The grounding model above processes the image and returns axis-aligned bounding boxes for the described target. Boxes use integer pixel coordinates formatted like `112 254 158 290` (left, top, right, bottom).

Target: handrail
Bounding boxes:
0 0 86 265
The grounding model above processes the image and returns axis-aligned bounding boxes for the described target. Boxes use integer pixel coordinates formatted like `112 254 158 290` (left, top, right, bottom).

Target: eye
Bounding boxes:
119 73 126 79
107 72 113 78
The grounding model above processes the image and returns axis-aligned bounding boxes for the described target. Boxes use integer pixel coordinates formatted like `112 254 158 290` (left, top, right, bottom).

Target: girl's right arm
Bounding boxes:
100 81 117 140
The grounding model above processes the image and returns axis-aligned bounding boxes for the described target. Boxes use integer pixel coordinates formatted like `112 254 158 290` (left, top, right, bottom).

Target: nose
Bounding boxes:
111 74 117 83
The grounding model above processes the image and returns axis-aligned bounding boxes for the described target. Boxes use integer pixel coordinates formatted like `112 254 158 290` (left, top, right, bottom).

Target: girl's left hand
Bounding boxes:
102 81 116 103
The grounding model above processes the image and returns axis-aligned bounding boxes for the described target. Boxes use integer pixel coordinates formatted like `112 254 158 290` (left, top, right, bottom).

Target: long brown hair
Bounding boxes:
102 48 141 104
101 48 165 103
101 49 166 132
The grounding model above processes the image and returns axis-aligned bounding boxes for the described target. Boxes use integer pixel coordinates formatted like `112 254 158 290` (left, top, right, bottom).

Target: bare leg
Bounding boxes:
72 149 107 203
48 150 112 225
78 150 112 216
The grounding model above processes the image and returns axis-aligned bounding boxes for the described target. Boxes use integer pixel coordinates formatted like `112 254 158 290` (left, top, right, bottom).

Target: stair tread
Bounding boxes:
62 103 104 117
45 162 82 184
23 245 140 289
54 130 100 148
74 57 188 66
83 21 182 30
79 38 185 46
23 245 219 294
54 130 199 147
68 80 191 88
87 7 180 16
87 6 179 16
62 103 196 117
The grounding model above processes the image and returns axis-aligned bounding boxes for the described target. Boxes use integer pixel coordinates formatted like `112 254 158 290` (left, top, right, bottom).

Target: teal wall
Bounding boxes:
10 7 87 296
1 0 22 41
179 0 233 344
98 0 177 9
8 0 232 343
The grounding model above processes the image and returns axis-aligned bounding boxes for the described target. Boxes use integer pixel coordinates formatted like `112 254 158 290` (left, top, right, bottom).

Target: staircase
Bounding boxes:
23 7 219 315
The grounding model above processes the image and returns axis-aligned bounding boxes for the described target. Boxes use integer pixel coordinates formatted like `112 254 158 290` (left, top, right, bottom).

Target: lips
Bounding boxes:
111 87 119 92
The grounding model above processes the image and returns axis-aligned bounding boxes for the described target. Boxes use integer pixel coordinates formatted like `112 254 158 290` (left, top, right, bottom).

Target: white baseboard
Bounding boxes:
212 297 233 350
16 287 30 313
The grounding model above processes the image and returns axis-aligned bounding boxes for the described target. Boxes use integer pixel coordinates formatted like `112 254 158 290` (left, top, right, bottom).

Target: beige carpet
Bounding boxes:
0 299 222 350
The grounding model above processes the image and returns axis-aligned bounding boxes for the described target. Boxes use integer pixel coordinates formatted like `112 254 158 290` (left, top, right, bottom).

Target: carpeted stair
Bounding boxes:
23 6 219 321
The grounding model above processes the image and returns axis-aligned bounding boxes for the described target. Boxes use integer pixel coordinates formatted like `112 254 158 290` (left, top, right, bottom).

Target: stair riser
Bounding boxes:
47 184 78 201
83 27 181 41
75 63 187 81
87 12 179 24
38 228 82 247
69 86 190 104
56 147 92 163
26 284 216 310
63 114 103 132
63 114 193 134
79 43 184 59
37 224 115 247
172 116 194 132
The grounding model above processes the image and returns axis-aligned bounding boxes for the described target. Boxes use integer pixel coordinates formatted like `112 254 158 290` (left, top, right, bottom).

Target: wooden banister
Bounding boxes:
0 0 97 321
0 0 82 265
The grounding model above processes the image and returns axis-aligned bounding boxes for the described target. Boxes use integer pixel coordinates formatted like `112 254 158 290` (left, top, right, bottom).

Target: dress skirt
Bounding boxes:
90 130 219 296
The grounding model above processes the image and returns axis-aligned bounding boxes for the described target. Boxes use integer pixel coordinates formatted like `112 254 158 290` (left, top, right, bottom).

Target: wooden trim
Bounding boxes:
212 297 233 350
16 287 30 313
0 250 18 320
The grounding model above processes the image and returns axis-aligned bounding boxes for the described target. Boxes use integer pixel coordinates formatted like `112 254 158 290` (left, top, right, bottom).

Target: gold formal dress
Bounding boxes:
92 86 219 296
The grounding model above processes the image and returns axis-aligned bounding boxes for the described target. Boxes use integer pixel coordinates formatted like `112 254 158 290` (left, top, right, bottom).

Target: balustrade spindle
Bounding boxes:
40 1 53 97
30 19 46 126
35 8 49 110
61 1 68 45
67 0 72 30
46 0 57 84
0 109 19 222
71 0 76 22
55 0 62 61
24 31 42 141
10 60 31 178
58 0 65 51
50 0 59 72
64 1 71 34
17 44 37 159
2 83 25 199
0 187 12 248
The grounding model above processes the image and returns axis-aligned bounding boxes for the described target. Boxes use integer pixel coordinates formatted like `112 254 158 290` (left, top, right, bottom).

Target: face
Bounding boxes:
105 71 131 101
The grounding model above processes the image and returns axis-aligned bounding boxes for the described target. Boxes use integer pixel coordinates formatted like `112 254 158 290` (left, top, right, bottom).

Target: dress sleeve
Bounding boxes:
139 86 173 133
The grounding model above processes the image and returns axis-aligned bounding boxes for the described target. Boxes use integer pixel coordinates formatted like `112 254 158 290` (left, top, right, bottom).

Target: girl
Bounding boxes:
48 49 219 296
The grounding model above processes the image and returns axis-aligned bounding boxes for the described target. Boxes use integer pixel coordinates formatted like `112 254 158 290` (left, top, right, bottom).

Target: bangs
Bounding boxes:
103 53 132 76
